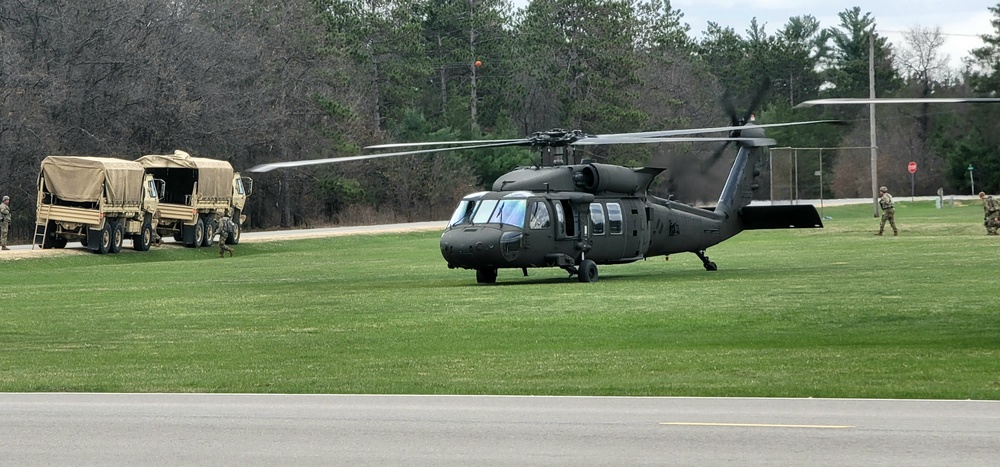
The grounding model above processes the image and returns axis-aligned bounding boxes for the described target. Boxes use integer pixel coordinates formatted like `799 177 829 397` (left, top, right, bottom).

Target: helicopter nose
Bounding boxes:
440 227 521 268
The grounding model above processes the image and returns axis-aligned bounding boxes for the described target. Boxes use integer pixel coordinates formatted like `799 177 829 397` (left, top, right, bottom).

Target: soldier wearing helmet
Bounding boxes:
979 191 999 235
876 186 898 236
216 210 235 257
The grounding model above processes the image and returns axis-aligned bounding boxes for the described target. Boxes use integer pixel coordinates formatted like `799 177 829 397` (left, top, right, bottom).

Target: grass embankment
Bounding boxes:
1 200 997 399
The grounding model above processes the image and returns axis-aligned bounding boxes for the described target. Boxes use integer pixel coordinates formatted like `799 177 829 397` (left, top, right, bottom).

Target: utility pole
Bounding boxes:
869 31 879 218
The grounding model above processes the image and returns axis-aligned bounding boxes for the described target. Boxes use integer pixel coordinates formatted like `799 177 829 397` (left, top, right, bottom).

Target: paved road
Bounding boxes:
2 394 997 466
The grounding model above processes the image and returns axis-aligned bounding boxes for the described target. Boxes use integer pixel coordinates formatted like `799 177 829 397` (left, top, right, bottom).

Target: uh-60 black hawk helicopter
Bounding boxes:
251 106 841 284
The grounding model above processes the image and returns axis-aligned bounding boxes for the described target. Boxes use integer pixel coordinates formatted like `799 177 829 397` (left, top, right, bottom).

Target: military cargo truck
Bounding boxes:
35 156 164 253
135 150 252 247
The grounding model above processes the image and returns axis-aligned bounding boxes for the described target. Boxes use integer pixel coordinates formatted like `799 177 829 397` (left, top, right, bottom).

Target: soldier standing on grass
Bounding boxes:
876 186 898 236
216 212 234 258
1 195 11 250
980 191 1000 236
151 209 162 246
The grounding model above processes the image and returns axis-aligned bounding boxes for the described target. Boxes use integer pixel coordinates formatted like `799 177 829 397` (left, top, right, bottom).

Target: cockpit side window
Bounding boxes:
589 203 605 235
528 201 551 230
449 199 477 227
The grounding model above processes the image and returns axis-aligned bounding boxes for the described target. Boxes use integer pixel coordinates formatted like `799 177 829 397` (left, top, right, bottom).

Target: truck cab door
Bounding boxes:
232 176 252 210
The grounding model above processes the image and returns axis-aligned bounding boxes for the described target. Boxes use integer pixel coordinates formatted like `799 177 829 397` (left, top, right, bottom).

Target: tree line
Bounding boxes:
3 0 1000 241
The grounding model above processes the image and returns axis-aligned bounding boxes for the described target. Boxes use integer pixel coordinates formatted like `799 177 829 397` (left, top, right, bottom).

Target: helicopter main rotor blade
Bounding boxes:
794 97 1000 108
248 140 531 173
365 138 526 150
599 120 844 139
570 136 776 146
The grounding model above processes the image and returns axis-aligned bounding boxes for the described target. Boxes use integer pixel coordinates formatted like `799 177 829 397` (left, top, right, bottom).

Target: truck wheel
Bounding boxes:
110 222 124 254
189 219 204 248
202 220 215 247
226 222 241 245
134 222 153 251
52 237 68 249
97 224 112 254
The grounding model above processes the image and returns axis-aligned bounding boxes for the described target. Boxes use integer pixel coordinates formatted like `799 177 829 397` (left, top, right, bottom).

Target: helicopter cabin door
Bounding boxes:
583 201 622 262
552 199 580 241
583 200 647 263
621 199 648 260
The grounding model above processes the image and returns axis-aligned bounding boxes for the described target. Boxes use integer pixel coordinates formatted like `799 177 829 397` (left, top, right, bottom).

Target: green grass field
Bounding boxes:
1 200 997 399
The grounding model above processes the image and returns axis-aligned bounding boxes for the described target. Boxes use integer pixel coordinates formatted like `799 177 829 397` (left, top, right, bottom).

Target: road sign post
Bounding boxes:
969 164 975 195
908 161 917 201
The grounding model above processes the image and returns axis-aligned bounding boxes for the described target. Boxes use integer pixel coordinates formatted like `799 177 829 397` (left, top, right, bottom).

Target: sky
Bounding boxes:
510 1 995 70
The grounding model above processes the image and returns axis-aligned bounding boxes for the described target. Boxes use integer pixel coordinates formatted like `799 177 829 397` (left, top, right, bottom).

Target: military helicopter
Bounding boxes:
250 106 840 284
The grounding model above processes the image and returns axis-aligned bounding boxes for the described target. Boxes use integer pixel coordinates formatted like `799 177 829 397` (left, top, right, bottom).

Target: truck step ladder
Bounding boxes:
32 206 50 250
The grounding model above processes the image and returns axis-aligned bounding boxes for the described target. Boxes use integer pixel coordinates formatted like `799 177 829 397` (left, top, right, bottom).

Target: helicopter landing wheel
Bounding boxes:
476 268 498 284
578 259 598 283
694 250 718 271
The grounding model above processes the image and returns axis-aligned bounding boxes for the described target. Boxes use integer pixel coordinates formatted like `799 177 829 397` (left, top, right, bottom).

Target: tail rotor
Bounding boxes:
702 78 771 173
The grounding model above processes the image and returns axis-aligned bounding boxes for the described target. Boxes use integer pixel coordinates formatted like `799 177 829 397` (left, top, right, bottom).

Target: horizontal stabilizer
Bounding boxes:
740 205 823 229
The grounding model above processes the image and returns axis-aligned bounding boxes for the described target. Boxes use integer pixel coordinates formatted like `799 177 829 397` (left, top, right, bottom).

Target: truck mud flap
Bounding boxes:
182 223 197 246
85 227 103 251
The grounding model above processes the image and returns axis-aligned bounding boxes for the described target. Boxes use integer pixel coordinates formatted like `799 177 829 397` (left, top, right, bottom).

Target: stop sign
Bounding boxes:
908 161 917 174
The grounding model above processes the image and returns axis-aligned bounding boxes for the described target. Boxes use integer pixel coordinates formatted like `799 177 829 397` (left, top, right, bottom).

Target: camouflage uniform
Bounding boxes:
0 195 10 250
217 216 234 257
981 192 1000 236
151 209 162 246
876 186 898 236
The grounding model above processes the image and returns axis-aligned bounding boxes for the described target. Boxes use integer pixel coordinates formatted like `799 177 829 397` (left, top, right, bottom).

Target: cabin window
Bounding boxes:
528 201 551 230
607 202 623 235
589 203 605 235
554 202 566 234
235 179 245 195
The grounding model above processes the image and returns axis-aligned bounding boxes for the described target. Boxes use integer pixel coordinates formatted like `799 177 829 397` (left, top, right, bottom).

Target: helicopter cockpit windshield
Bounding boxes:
448 192 530 228
448 191 488 227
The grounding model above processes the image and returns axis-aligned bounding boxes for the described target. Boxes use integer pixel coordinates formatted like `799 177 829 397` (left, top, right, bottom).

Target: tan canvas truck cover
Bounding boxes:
135 150 234 200
40 156 145 205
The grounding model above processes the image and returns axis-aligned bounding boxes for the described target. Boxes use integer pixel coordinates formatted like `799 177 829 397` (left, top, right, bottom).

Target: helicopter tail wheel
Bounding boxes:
476 268 498 284
578 259 598 283
694 250 718 271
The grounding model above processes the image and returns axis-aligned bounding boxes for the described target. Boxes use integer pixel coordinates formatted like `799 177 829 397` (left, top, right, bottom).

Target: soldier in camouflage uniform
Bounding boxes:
876 186 898 236
151 209 162 246
980 191 1000 236
216 213 234 257
0 195 10 250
